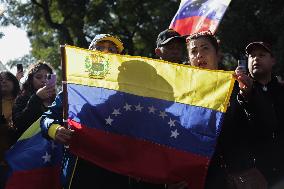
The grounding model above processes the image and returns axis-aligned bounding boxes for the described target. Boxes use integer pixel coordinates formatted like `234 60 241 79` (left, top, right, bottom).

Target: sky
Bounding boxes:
0 25 31 66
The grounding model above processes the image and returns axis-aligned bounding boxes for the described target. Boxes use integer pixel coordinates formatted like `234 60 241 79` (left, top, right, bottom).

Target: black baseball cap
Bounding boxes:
245 42 273 56
156 29 185 47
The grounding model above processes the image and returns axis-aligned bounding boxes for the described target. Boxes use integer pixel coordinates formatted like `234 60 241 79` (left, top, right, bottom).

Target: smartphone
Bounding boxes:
17 64 23 73
46 74 57 87
238 58 247 74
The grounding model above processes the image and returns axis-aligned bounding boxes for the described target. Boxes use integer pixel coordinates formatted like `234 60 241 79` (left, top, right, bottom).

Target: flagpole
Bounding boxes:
60 45 68 128
0 77 4 124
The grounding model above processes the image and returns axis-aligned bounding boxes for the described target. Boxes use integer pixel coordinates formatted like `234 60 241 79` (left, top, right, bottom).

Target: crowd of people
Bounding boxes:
1 29 284 189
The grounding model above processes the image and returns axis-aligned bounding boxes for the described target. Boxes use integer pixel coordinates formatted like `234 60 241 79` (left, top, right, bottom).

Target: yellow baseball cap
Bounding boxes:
89 34 124 53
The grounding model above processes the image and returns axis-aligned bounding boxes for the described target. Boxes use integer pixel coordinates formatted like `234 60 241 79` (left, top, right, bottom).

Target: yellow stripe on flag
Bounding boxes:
18 118 41 141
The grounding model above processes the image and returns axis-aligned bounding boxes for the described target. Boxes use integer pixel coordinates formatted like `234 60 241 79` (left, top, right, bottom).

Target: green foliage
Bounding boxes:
217 0 284 74
2 0 179 78
1 0 284 76
6 54 36 70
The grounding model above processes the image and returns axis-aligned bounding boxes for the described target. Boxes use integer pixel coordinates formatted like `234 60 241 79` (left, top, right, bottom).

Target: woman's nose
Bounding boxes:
42 79 47 84
197 51 203 58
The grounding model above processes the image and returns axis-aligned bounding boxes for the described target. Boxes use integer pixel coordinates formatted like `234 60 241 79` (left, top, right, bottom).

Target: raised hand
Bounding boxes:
55 126 74 145
234 67 253 98
36 85 56 100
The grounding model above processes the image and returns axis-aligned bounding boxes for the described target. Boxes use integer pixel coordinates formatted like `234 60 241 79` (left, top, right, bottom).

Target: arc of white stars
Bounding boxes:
105 116 114 126
42 152 51 163
168 118 176 127
148 106 156 114
170 129 180 139
135 104 143 112
123 103 132 111
159 111 167 119
112 108 121 117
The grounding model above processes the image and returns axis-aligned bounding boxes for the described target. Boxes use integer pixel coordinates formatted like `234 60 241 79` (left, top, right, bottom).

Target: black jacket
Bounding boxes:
12 93 47 137
205 82 249 189
236 76 284 183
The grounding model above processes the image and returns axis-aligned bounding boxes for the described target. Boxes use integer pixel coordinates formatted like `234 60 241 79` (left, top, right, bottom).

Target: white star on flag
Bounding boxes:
159 111 167 119
148 106 156 114
105 116 114 125
170 129 180 139
135 104 143 112
168 118 176 127
42 152 51 163
123 103 132 111
112 108 121 116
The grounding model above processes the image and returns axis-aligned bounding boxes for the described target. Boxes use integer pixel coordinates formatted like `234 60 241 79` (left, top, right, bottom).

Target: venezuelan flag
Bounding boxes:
169 0 231 35
5 119 62 189
63 45 235 189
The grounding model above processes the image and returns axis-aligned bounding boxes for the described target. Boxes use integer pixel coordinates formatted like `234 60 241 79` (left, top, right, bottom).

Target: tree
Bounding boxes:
1 0 284 76
0 3 6 39
217 0 284 75
1 0 179 75
6 54 36 70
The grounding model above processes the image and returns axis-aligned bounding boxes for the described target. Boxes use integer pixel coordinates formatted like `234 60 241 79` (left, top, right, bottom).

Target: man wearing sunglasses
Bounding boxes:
89 34 124 54
41 34 129 189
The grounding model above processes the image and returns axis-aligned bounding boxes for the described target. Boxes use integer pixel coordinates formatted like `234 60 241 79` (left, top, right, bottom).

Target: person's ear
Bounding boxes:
155 48 162 57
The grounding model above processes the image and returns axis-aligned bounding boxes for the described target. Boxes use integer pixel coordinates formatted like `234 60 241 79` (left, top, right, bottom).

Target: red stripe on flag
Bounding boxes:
5 166 61 189
170 16 218 35
69 119 209 189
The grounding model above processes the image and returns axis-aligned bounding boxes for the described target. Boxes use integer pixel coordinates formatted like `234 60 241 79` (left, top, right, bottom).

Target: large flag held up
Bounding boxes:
169 0 232 35
5 118 63 189
63 45 235 189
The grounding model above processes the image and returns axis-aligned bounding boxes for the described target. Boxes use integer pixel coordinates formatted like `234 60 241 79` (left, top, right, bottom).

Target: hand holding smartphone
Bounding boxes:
16 64 24 81
237 57 247 74
46 74 57 87
16 64 23 73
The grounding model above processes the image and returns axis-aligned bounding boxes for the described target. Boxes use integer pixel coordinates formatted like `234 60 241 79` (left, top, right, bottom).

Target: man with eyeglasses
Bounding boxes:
40 34 130 189
89 34 124 54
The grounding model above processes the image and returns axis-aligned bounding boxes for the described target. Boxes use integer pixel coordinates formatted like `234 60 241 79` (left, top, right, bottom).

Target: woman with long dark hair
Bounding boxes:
12 61 56 136
0 71 20 189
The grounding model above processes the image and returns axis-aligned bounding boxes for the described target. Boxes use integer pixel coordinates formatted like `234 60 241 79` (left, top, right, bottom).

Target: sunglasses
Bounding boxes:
93 46 118 53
